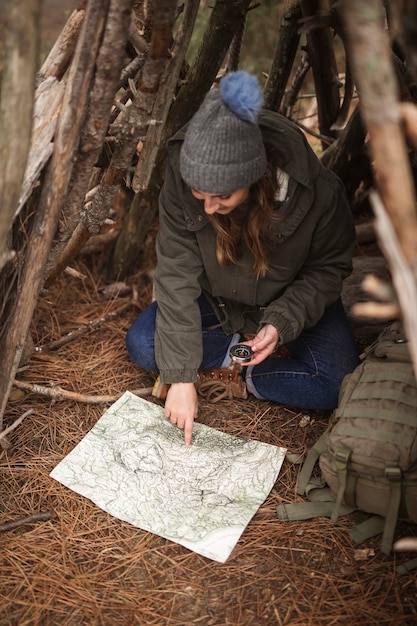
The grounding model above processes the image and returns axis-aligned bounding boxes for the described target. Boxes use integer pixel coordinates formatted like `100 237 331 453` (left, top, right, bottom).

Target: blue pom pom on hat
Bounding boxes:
180 71 267 194
220 71 264 122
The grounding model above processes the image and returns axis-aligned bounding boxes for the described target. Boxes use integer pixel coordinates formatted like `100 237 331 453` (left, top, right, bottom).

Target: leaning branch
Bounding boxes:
339 0 417 265
79 0 178 245
37 2 86 81
0 1 112 433
370 190 417 375
0 0 41 273
44 0 133 284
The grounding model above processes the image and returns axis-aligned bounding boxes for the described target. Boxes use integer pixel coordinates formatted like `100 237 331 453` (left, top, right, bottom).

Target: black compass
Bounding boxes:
229 343 254 364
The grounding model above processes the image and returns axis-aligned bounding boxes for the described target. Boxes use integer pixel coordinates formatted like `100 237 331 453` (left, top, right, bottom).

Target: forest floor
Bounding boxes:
1 2 416 624
1 222 417 625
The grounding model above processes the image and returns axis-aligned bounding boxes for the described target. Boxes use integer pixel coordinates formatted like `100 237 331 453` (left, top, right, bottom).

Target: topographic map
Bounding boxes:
50 391 286 562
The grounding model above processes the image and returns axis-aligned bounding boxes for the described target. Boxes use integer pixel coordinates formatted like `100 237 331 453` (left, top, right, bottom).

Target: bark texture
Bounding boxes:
0 0 113 437
0 0 41 272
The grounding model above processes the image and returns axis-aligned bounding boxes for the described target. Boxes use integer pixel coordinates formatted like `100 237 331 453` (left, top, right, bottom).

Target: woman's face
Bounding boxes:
191 187 250 215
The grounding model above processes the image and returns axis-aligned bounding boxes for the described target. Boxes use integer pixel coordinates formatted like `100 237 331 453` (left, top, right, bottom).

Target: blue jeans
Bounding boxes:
126 296 359 410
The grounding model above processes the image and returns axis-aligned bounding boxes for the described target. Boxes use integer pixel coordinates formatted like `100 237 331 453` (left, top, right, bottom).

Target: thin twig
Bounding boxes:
393 537 417 551
351 301 400 319
35 301 134 353
0 511 55 533
0 408 33 441
361 274 397 303
294 120 334 146
12 380 153 404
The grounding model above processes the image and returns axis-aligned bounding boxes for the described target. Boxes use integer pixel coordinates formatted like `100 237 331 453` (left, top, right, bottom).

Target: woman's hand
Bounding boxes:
164 382 198 446
244 324 279 366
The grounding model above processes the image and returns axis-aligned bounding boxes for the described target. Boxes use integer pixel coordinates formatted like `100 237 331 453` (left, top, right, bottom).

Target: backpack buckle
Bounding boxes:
385 466 402 481
334 448 352 470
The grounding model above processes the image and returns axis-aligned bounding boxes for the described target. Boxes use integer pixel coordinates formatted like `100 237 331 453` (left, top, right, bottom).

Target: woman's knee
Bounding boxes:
125 308 157 370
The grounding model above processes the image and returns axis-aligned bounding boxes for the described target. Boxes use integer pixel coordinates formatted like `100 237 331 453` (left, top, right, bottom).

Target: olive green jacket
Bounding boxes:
154 110 355 384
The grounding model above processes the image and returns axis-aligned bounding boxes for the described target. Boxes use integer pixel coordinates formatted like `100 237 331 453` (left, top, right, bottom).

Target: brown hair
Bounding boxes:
208 162 279 277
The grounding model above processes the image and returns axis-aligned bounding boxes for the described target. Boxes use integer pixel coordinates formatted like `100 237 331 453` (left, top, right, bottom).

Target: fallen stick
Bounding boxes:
351 301 400 320
12 380 153 404
393 537 417 551
0 408 33 442
35 300 134 353
361 274 397 303
0 511 55 533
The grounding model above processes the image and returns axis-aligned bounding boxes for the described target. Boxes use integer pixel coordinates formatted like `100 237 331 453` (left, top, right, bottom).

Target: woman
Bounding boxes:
126 71 359 445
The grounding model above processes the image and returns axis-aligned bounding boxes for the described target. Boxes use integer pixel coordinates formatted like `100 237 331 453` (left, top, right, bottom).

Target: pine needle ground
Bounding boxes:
1 255 417 626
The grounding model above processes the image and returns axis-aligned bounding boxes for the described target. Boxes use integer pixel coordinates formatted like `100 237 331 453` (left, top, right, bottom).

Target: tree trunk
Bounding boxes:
68 0 178 284
0 0 41 273
14 78 66 219
45 0 133 284
37 1 86 81
264 0 302 112
0 0 111 440
392 0 417 84
163 0 252 139
131 0 200 194
339 0 417 372
225 13 247 73
371 191 417 375
339 0 417 265
109 0 254 280
320 105 370 204
107 0 200 280
301 0 341 145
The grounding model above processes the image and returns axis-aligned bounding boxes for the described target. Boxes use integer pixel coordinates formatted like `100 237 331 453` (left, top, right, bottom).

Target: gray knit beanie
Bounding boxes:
180 71 267 194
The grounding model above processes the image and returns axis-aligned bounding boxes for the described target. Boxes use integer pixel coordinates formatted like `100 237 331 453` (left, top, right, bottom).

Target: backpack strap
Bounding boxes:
277 500 355 521
279 428 357 523
278 475 356 521
277 500 391 550
296 428 330 496
374 339 411 362
331 448 352 523
397 557 417 575
347 515 386 544
381 466 403 555
329 452 403 554
278 444 402 552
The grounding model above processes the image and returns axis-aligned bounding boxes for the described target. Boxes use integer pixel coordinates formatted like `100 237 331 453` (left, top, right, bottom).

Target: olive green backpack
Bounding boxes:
277 323 417 571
